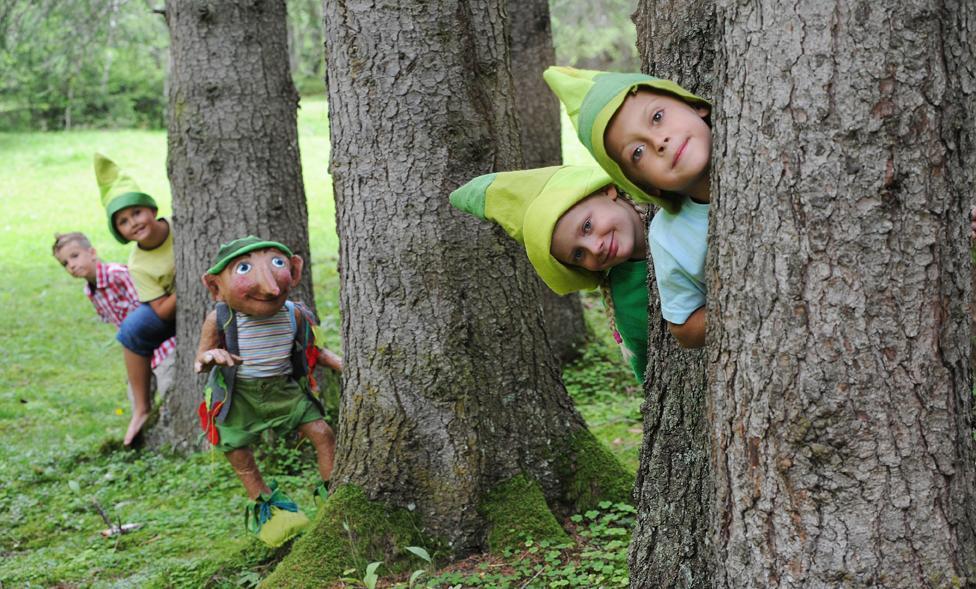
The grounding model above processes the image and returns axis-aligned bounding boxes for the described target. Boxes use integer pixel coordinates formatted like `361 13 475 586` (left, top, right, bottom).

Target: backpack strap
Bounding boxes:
285 300 308 379
287 301 326 418
212 301 237 423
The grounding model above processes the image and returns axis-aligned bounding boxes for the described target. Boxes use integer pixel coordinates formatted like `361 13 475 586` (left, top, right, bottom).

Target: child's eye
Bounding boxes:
583 219 592 233
271 257 286 268
652 110 663 123
631 145 644 163
235 262 252 275
572 248 583 262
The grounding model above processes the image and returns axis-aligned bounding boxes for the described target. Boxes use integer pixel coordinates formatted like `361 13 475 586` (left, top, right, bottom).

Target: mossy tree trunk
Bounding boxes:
266 1 632 585
149 0 314 452
628 2 715 588
710 0 976 585
509 0 587 366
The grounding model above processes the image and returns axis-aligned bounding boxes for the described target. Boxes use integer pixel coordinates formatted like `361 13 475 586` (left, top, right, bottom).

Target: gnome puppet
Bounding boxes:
195 236 342 547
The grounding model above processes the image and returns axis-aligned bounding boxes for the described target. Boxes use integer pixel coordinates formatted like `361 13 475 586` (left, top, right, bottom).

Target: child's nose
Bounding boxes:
652 133 669 153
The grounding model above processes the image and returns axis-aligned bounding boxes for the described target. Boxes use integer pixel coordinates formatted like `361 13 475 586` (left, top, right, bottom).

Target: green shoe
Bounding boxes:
245 481 310 548
314 481 330 506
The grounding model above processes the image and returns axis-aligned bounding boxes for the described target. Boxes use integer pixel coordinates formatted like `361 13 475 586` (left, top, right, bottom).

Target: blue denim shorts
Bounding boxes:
117 303 176 357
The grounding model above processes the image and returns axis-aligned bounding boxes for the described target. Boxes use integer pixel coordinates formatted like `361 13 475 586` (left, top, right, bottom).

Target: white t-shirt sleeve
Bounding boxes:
649 237 706 324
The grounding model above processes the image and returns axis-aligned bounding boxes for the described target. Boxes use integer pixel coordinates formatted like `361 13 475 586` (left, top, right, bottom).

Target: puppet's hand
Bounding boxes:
318 348 343 372
195 349 243 373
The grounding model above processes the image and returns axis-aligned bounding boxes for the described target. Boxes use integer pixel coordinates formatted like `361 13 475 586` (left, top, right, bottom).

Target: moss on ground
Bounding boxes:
479 474 570 553
558 429 635 512
259 484 429 588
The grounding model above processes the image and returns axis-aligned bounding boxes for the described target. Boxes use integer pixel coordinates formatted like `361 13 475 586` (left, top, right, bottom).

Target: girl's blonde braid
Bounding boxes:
600 191 650 364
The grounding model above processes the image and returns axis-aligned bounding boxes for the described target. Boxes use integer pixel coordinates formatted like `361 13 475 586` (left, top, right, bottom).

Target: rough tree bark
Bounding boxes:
629 2 716 588
264 1 632 585
508 0 587 366
710 1 976 586
148 0 314 451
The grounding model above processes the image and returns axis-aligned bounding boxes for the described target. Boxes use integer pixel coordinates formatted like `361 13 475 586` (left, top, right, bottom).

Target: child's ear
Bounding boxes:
202 274 222 301
288 255 304 287
606 185 619 200
696 103 711 119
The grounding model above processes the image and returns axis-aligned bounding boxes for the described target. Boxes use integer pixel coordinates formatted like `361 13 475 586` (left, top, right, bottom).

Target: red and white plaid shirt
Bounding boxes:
85 261 175 369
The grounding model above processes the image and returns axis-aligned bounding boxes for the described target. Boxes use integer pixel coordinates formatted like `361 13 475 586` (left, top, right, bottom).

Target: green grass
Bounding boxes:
0 99 641 587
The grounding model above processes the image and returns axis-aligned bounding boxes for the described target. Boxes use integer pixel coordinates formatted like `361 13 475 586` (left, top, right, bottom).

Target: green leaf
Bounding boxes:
405 545 432 563
364 561 382 589
67 480 80 494
409 569 426 588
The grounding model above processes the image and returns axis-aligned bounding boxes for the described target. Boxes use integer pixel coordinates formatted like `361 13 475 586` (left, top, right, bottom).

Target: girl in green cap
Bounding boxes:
545 66 712 349
451 165 652 381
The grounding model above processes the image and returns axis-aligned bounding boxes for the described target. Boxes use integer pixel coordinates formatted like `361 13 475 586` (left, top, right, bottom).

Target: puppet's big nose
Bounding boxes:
254 264 281 296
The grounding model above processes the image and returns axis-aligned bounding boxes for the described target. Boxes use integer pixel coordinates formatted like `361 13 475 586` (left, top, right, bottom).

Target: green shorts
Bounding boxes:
215 376 323 453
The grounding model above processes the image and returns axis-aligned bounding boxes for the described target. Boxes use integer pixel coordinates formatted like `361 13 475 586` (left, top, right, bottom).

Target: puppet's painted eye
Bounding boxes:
271 257 286 268
235 262 252 274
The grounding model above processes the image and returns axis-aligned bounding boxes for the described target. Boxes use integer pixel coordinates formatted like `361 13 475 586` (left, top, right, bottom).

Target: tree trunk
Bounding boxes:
149 0 314 452
508 0 587 366
265 1 633 584
629 2 716 588
710 1 976 586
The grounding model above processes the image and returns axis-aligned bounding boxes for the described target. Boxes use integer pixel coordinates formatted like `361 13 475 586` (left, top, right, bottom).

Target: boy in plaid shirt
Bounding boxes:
53 232 175 413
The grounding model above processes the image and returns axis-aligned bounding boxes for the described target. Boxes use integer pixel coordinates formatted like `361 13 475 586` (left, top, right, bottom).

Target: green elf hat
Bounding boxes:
208 235 293 275
450 165 612 295
543 66 708 213
94 153 158 244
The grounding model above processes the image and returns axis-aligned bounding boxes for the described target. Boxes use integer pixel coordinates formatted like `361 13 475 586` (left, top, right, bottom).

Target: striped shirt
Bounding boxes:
85 261 175 369
236 306 293 379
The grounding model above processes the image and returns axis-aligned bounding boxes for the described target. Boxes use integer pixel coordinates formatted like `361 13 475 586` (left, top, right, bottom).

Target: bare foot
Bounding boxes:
124 411 149 446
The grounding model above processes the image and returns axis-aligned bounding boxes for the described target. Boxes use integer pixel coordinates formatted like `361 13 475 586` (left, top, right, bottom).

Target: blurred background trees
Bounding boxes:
0 0 637 131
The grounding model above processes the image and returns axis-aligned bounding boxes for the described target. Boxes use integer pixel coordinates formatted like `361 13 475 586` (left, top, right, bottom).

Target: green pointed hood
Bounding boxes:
450 165 613 295
543 66 707 213
94 153 157 244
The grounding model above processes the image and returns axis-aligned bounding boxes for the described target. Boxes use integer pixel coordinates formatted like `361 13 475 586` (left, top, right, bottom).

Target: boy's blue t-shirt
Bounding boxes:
648 198 708 324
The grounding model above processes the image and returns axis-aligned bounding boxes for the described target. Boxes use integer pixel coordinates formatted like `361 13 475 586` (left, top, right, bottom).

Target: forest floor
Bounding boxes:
0 99 642 588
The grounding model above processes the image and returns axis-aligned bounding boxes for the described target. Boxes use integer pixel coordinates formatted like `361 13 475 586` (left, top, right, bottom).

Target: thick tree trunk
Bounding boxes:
629 2 715 587
710 1 976 586
508 0 587 366
266 3 632 582
149 0 314 452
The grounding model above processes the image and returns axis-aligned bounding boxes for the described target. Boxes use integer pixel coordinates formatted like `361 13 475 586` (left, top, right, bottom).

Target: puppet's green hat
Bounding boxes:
94 153 158 244
208 235 293 275
543 66 707 213
450 165 612 295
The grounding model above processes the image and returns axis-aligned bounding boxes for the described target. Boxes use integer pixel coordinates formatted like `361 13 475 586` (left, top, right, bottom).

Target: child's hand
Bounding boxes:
318 348 343 372
195 349 243 373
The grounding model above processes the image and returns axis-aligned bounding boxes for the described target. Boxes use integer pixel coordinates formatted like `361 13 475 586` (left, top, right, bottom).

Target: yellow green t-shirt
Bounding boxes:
128 219 175 302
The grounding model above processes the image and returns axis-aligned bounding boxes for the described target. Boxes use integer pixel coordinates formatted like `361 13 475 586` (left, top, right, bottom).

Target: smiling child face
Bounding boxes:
113 206 157 244
549 185 647 272
604 90 712 201
204 248 303 318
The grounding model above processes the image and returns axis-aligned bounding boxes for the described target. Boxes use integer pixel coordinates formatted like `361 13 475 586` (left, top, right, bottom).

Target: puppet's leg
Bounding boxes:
225 447 271 499
297 419 336 482
226 446 309 547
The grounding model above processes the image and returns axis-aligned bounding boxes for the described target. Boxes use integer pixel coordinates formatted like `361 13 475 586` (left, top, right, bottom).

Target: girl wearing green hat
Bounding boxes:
545 66 711 349
451 165 652 381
